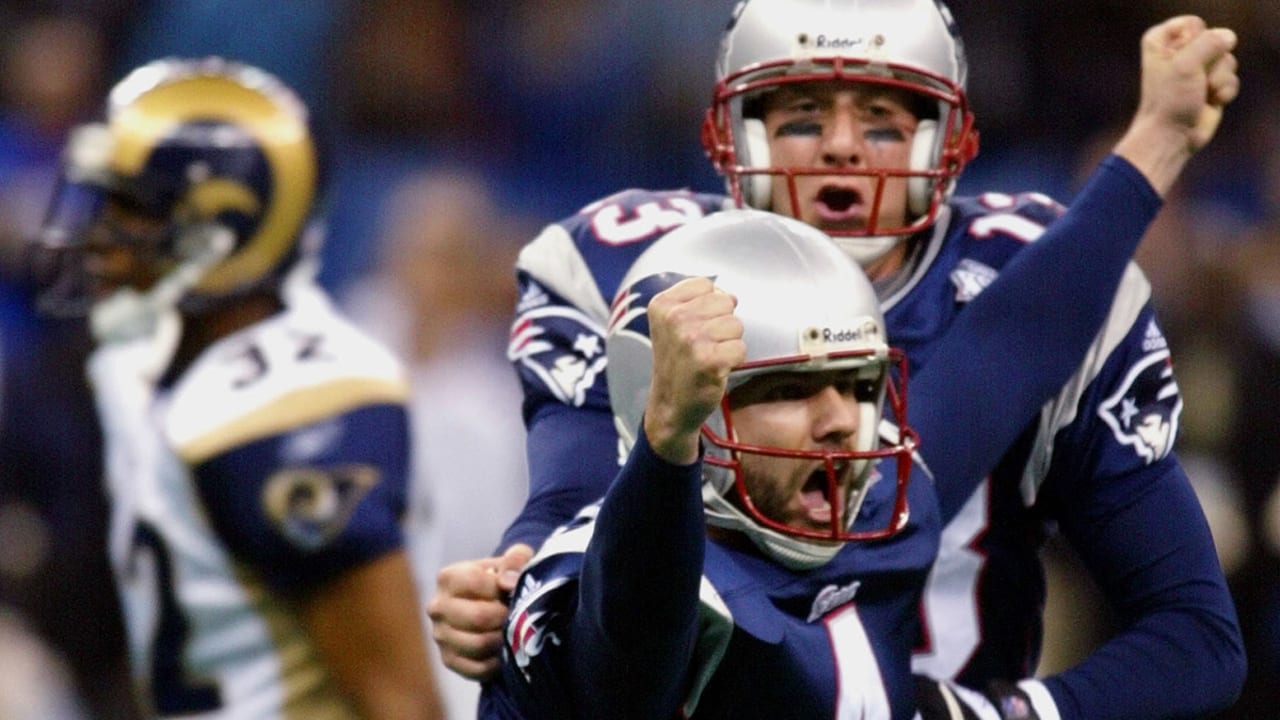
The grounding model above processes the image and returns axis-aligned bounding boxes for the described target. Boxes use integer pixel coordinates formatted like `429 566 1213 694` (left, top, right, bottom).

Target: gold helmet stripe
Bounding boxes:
109 71 317 295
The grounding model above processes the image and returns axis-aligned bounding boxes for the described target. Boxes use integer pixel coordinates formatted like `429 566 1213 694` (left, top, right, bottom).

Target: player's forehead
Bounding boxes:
758 80 918 112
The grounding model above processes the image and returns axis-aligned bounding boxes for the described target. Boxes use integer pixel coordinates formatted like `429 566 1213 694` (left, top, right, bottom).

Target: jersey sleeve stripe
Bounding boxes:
175 377 409 463
1020 263 1152 502
515 224 611 323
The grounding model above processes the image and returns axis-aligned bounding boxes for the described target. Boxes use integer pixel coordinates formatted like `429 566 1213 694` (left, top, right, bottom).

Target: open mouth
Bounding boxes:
814 185 865 224
798 465 843 524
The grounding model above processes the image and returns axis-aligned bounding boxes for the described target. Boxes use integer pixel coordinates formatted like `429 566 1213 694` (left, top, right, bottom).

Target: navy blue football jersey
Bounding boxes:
890 185 1241 720
487 435 937 720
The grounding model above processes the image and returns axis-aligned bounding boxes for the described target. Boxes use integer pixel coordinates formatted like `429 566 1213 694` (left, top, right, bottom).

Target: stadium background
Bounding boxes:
0 1 1275 717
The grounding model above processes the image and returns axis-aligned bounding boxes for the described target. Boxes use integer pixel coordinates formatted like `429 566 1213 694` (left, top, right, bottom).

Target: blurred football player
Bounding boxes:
32 58 443 719
431 5 1245 719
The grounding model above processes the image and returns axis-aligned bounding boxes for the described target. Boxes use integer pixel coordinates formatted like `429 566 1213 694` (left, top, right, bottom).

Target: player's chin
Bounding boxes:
782 513 836 538
792 528 843 547
814 214 871 235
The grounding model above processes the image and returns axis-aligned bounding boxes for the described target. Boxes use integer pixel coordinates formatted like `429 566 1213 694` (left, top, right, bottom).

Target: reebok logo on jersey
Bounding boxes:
808 579 862 622
949 258 997 303
1142 318 1169 352
1098 349 1182 464
280 418 343 462
516 280 550 314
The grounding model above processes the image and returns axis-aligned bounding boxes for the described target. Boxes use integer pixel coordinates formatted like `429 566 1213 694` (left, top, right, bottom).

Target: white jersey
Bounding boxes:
89 285 412 719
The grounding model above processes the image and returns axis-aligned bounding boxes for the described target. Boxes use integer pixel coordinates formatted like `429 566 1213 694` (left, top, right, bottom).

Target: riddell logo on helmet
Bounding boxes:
814 35 866 50
822 323 878 343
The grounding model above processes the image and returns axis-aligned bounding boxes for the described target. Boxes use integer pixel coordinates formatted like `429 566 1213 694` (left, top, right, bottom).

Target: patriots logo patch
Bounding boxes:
507 573 574 680
1098 349 1182 464
509 305 609 407
608 271 703 337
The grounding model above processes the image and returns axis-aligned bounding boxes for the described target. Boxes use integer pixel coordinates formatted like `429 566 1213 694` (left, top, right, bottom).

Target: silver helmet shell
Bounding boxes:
702 0 977 265
606 208 914 569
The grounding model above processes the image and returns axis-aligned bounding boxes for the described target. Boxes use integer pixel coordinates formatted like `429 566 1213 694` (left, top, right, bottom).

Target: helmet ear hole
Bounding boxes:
742 118 773 209
907 118 939 217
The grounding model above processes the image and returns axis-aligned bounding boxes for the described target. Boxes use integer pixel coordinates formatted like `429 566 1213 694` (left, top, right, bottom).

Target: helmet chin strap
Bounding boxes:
89 224 234 344
703 487 845 571
830 233 905 267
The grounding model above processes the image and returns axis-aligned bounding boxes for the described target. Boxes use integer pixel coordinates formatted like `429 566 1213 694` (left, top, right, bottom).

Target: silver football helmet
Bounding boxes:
606 209 914 570
702 0 978 264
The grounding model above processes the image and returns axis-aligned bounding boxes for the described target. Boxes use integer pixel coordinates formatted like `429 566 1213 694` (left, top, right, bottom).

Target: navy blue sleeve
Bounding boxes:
499 402 619 551
1045 455 1245 719
192 403 410 596
1030 306 1245 719
913 155 1163 520
566 426 704 718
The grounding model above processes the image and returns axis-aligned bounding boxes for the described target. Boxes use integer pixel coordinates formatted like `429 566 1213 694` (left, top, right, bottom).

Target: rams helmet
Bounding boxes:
35 57 318 316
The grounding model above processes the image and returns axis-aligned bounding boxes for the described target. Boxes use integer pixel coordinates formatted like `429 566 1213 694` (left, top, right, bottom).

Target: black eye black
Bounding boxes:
776 121 823 137
864 127 906 143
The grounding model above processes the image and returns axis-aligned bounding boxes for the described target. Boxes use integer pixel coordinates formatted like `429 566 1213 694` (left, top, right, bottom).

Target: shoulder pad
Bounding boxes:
165 305 407 464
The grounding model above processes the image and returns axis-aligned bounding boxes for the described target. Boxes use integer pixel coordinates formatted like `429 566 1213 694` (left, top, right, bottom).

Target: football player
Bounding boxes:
431 5 1245 719
32 58 443 719
487 198 1179 718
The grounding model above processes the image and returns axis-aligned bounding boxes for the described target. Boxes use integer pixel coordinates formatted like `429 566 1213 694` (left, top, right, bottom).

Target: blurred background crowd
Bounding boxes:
0 1 1276 718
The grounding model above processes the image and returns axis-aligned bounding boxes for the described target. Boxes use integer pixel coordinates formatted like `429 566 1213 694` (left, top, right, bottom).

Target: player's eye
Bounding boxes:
854 378 879 402
830 375 877 401
762 380 813 402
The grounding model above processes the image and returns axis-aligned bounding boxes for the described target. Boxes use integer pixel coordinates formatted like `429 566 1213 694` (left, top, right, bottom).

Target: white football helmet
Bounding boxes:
606 209 915 570
702 0 978 264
